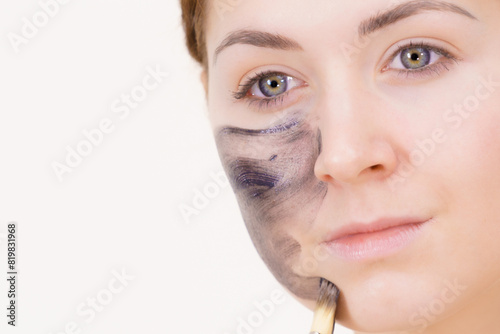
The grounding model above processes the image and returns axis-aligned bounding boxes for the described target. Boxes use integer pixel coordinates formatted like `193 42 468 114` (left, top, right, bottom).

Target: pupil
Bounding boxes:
411 53 420 61
270 80 279 88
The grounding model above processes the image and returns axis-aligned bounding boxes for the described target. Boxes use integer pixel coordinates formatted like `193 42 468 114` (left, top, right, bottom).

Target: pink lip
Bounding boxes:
322 217 432 261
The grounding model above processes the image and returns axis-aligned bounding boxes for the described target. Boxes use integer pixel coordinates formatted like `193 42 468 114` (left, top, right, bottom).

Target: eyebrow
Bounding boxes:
213 0 477 64
359 0 477 36
214 30 302 64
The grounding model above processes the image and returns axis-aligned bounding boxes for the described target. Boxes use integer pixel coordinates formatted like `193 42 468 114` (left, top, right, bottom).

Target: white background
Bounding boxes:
0 1 352 333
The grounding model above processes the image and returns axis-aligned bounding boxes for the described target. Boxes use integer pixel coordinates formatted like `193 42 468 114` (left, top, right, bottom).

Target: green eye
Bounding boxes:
258 74 288 97
400 47 431 69
232 71 304 104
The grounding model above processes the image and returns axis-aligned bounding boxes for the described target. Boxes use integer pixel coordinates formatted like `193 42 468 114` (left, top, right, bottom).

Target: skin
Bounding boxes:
202 0 500 332
216 114 327 299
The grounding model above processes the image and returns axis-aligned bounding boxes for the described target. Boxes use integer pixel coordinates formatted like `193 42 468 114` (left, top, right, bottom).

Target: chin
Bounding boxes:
294 270 469 333
353 274 468 332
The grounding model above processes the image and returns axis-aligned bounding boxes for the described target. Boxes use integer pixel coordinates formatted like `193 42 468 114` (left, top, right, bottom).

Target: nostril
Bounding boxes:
370 164 383 171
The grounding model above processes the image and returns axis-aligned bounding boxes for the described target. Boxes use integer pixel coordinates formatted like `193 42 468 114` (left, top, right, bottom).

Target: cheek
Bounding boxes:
215 121 327 300
440 91 500 227
433 87 500 190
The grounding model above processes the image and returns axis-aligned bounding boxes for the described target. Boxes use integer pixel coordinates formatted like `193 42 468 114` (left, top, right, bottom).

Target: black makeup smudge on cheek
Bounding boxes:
231 158 282 198
216 118 328 300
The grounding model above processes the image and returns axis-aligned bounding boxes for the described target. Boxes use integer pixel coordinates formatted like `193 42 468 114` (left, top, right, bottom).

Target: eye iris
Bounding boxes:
401 47 431 69
259 75 287 97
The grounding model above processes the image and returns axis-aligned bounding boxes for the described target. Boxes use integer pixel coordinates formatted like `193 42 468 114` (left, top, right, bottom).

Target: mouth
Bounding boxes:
322 217 433 261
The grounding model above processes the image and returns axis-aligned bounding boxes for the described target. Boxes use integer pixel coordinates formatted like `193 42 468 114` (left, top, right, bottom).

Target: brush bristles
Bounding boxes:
317 278 339 311
310 278 340 334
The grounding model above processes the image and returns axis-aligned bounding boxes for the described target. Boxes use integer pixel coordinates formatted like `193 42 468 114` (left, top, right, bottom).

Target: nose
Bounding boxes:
314 90 399 186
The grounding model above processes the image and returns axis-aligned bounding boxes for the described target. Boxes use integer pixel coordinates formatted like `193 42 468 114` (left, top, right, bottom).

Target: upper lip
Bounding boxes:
323 216 430 243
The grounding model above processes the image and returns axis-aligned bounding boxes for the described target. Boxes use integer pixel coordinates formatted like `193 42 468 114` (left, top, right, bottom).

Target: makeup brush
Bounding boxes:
309 278 340 334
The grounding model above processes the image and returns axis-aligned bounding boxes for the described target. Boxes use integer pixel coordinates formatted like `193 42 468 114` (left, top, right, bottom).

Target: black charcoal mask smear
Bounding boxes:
215 116 327 300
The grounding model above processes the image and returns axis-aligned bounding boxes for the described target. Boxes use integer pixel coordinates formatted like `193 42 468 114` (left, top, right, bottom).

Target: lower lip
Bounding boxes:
324 220 430 261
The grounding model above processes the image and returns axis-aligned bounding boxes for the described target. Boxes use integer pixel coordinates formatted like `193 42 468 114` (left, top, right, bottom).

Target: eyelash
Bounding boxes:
232 41 460 109
232 70 293 110
382 41 460 78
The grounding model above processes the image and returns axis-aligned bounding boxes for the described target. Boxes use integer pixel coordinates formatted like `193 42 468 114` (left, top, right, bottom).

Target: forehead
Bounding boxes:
204 0 476 64
205 0 359 60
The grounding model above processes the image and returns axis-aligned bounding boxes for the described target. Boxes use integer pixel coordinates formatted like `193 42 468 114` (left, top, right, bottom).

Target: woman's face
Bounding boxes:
203 0 500 331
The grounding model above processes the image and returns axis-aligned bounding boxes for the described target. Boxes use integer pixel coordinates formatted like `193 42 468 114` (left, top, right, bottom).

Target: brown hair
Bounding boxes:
180 0 207 67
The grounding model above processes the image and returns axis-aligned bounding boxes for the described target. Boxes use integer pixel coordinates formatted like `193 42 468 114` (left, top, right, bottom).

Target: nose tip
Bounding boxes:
312 80 402 186
314 132 398 185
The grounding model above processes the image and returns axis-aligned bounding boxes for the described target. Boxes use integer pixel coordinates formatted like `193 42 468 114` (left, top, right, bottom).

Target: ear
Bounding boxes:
200 69 209 100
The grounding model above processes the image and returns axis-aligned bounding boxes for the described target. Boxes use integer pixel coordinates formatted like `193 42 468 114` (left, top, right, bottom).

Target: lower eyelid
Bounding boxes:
384 45 459 75
392 61 456 80
245 84 308 112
